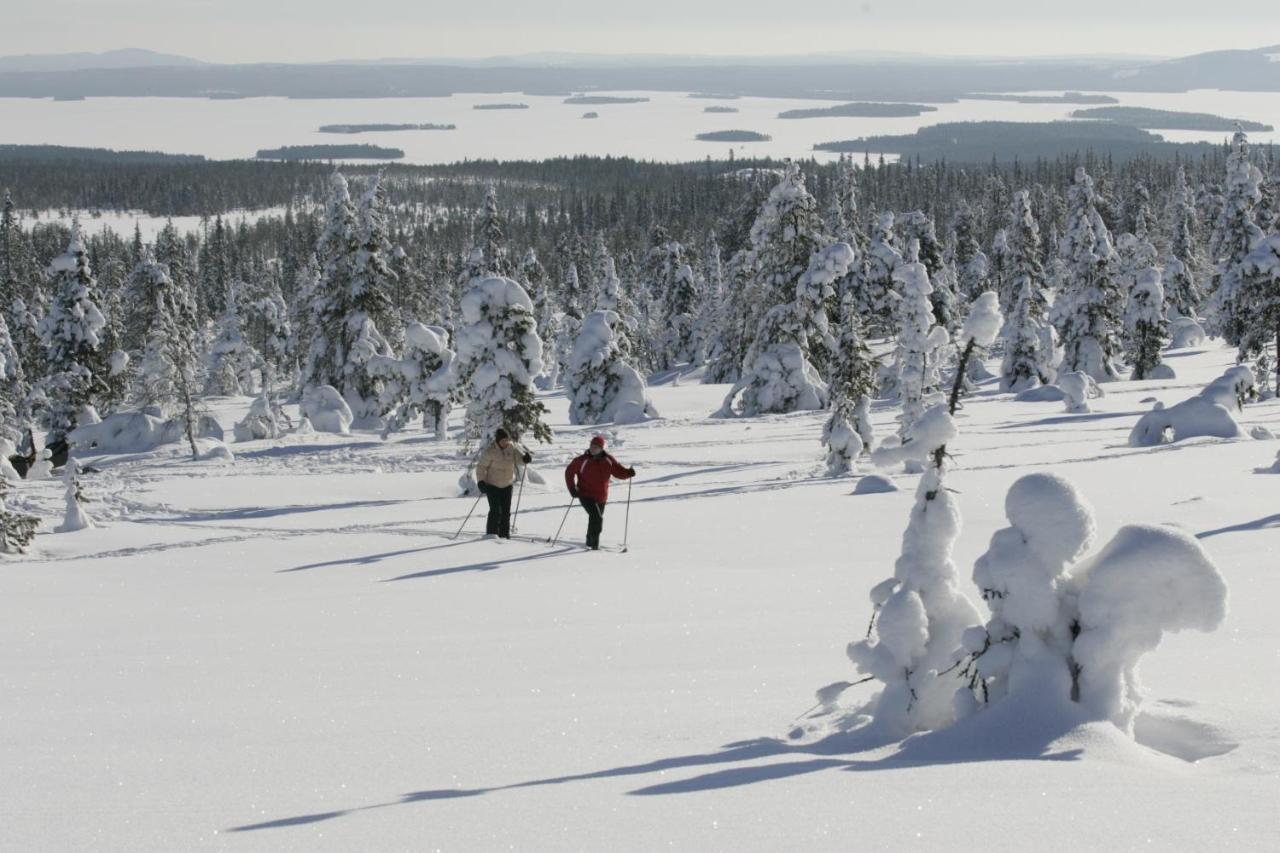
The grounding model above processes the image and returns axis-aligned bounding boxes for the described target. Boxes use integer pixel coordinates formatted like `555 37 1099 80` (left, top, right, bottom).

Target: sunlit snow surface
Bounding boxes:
3 88 1280 166
2 344 1278 852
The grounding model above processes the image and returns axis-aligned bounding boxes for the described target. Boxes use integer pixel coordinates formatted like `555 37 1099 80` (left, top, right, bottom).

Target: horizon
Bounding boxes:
5 0 1279 65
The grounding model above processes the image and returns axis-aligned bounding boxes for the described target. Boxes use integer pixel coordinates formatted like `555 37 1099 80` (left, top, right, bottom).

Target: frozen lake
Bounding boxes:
3 88 1280 165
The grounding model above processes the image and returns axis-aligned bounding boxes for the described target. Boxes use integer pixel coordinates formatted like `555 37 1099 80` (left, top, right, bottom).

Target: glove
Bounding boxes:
522 452 532 464
569 488 579 499
477 481 489 495
627 467 636 477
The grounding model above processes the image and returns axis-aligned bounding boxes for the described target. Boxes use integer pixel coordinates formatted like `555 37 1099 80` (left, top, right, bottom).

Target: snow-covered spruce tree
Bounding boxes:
822 295 879 476
343 175 398 422
857 212 901 335
303 172 360 391
593 254 639 358
1115 231 1158 297
0 476 39 554
1003 191 1046 318
1164 166 1206 319
716 243 853 418
1235 235 1280 389
1208 128 1265 346
840 298 1001 733
1054 167 1123 383
246 282 292 388
39 222 108 442
898 211 956 331
369 322 456 439
891 241 948 443
455 275 551 450
717 163 829 380
1001 275 1055 391
952 202 988 299
956 472 1227 734
205 282 258 396
1123 268 1170 380
471 183 513 280
0 309 27 438
565 310 658 425
660 260 700 369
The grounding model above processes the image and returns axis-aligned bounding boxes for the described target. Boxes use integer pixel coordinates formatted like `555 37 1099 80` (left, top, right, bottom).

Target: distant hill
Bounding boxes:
0 48 207 73
1109 45 1280 91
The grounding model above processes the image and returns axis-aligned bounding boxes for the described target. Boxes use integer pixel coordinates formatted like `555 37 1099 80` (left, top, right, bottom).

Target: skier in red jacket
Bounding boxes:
564 435 636 550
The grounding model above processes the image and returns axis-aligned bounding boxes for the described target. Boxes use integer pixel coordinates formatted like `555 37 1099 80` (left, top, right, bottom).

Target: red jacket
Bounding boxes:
565 452 633 503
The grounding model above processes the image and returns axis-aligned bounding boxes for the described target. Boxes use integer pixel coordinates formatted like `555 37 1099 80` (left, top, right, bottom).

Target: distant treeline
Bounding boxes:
778 102 936 119
1069 106 1274 132
255 144 405 161
0 144 205 164
318 123 456 134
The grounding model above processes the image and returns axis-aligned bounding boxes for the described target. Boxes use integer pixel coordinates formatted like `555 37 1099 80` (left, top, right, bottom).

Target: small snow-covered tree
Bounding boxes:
0 477 39 554
1055 167 1123 382
205 282 258 396
455 275 551 449
822 296 878 476
39 222 107 441
54 459 94 533
1001 276 1055 391
891 241 948 442
660 261 700 368
857 212 900 334
565 310 658 425
1123 268 1170 380
1164 166 1206 319
371 322 456 439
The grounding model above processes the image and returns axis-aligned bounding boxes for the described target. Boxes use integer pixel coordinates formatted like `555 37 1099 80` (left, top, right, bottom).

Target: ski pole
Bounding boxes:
512 465 527 534
621 477 633 553
549 497 575 546
452 493 484 539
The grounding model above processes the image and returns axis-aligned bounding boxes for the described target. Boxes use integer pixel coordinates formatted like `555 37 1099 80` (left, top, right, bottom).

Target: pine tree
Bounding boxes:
857 212 901 334
1123 268 1170 380
1000 276 1054 391
304 172 360 391
371 322 457 439
1004 190 1046 318
0 477 39 554
343 175 398 421
39 222 107 441
661 260 700 368
891 240 946 443
1054 167 1123 382
1235 235 1280 389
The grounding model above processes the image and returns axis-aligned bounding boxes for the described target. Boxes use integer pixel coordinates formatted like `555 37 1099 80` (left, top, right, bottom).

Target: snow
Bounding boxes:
1 343 1279 852
961 290 1003 348
300 384 353 435
853 473 899 494
1128 366 1257 447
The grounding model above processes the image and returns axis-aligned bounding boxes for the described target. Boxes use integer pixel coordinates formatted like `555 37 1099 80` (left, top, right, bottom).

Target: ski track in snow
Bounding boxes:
3 345 1280 852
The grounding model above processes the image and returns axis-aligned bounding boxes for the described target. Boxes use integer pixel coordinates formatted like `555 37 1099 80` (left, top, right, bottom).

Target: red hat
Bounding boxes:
590 435 606 448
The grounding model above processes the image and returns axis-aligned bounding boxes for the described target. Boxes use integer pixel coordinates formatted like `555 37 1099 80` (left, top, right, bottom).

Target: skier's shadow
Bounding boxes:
225 715 1082 833
379 546 578 580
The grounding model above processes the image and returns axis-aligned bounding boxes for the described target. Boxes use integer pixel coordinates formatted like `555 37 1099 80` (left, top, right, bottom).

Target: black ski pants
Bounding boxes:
484 484 513 538
579 497 606 548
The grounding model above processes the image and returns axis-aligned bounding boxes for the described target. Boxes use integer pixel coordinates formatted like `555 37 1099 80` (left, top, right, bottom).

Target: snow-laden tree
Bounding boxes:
0 312 26 441
716 242 853 418
593 254 639 359
455 275 551 449
1054 167 1123 383
822 295 878 476
899 211 956 331
715 163 829 382
461 183 512 283
857 212 901 334
303 172 360 391
1210 129 1266 348
1001 275 1055 391
956 472 1227 734
205 282 258 396
1234 234 1280 389
38 222 107 441
1123 268 1170 380
952 201 989 299
1003 190 1046 318
891 241 948 442
565 310 658 425
1164 166 1206 319
370 322 456 439
342 175 398 422
245 282 292 387
0 477 39 554
660 261 700 368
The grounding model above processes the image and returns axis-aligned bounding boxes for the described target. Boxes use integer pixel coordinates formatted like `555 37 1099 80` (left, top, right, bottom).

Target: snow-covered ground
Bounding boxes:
3 343 1279 852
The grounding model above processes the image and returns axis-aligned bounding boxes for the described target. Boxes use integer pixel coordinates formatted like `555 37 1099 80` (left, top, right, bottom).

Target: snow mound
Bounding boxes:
69 411 180 454
1250 425 1275 440
197 440 235 463
302 385 353 435
1129 366 1255 447
853 474 898 494
1168 317 1206 349
1014 383 1066 402
1059 372 1092 413
1147 363 1176 380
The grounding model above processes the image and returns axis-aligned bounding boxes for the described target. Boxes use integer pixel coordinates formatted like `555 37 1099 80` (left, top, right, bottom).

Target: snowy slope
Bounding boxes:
2 344 1278 852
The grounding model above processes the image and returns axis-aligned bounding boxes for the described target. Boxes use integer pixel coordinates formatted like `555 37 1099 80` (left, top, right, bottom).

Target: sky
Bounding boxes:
4 0 1279 63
